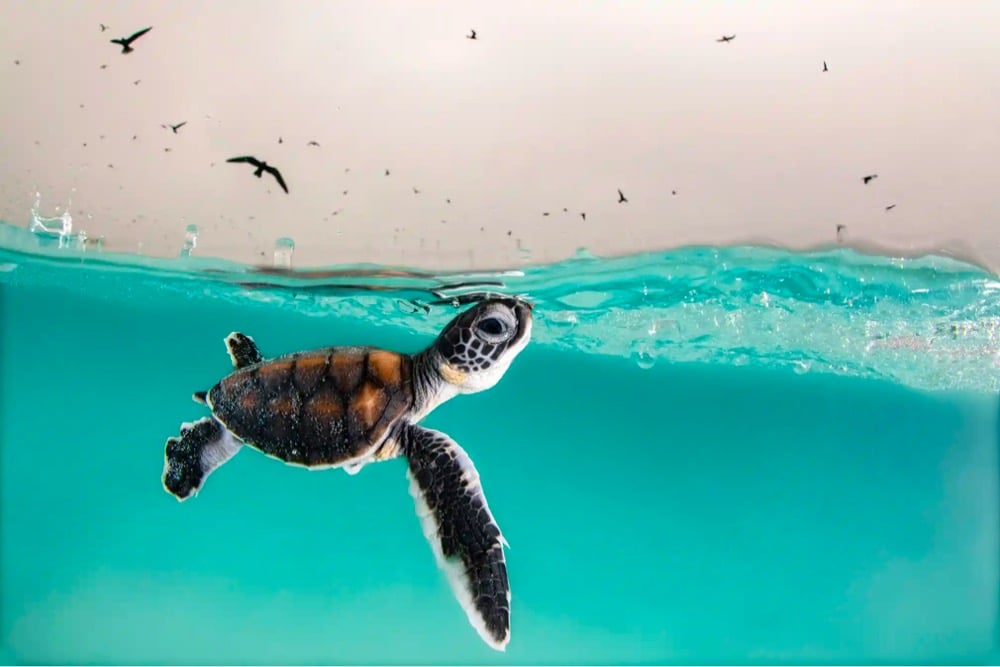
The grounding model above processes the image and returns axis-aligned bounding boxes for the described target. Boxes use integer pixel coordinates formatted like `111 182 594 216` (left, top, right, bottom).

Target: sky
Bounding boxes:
2 0 999 271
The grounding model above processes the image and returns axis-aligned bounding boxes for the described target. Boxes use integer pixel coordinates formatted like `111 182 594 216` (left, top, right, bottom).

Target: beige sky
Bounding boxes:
2 1 999 271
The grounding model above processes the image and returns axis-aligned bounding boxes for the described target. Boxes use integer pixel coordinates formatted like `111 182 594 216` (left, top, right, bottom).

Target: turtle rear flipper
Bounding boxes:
162 417 242 500
225 331 263 369
402 424 510 651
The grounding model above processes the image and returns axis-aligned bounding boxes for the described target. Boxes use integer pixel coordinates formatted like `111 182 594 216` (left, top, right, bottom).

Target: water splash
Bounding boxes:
29 193 72 241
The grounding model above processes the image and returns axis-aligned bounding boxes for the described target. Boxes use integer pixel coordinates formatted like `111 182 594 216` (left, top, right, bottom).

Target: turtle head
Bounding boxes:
430 297 533 394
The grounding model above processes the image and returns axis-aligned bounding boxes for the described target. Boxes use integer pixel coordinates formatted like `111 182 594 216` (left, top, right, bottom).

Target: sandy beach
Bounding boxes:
2 1 998 272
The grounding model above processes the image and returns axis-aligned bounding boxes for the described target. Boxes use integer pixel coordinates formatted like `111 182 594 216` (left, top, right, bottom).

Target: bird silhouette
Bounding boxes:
617 188 628 203
307 141 320 147
162 121 187 134
823 60 829 72
100 23 109 32
862 174 878 185
581 212 587 221
467 29 477 40
885 204 896 211
227 156 289 193
111 27 152 54
836 224 847 241
717 34 736 43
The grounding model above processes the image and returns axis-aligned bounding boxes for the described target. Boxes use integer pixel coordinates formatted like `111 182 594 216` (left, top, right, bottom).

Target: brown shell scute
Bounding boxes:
208 347 414 467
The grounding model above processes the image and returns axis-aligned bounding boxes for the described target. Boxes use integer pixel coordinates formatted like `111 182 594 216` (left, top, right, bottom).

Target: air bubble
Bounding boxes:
274 237 295 268
634 349 656 370
631 340 656 370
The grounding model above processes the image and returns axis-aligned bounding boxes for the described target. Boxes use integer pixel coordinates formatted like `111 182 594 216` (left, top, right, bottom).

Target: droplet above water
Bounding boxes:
274 237 295 268
180 223 198 257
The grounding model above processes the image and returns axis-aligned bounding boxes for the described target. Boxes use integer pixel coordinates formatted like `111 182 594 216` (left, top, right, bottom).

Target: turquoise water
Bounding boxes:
1 222 998 664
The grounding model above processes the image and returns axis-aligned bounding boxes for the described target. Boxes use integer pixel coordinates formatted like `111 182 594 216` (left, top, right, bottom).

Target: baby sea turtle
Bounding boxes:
162 297 533 651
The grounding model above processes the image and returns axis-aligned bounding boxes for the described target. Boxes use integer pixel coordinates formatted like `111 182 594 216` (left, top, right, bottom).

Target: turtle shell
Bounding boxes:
207 346 414 467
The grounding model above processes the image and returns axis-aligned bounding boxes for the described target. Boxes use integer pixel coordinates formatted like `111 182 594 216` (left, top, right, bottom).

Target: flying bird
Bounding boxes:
307 141 320 147
580 212 587 221
100 23 109 32
617 188 628 203
717 34 736 43
467 29 477 40
885 204 896 211
162 121 187 134
226 156 289 194
823 60 829 72
862 174 878 185
836 224 847 241
111 26 152 54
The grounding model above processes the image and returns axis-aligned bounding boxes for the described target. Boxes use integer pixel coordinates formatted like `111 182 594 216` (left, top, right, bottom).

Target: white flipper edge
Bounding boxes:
405 426 511 651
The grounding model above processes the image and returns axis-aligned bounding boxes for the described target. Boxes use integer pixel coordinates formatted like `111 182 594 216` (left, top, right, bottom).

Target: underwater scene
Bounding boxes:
0 220 998 664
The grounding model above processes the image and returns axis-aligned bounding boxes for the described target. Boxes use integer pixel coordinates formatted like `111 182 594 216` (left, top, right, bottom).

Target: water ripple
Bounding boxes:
2 221 998 393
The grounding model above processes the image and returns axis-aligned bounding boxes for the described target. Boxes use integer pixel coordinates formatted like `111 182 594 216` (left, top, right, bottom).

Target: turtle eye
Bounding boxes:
475 313 514 343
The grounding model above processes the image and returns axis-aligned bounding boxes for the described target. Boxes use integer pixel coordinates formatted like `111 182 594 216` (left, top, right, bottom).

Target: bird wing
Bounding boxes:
176 122 187 129
227 156 261 166
265 166 289 193
127 26 152 43
110 38 126 46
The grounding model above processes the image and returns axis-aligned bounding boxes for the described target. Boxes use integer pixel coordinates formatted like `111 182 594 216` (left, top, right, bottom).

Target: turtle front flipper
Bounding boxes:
224 331 263 369
401 423 510 651
162 417 242 500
